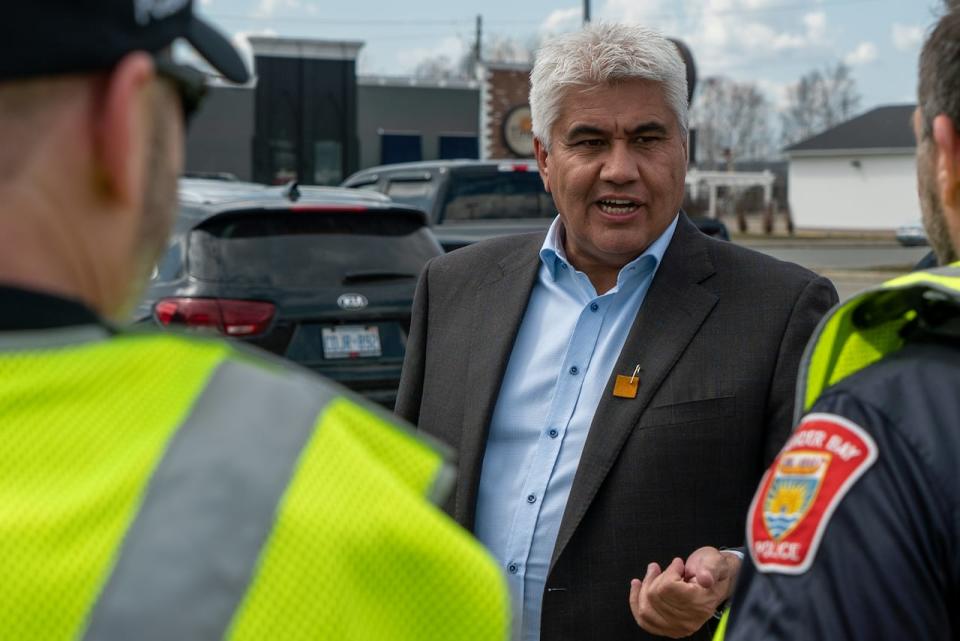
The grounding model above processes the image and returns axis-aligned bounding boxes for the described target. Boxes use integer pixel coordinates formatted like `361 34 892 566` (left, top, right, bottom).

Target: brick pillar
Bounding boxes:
479 63 533 159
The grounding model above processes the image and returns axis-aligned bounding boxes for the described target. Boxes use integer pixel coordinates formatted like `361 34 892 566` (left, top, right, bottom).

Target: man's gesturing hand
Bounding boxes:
628 547 741 638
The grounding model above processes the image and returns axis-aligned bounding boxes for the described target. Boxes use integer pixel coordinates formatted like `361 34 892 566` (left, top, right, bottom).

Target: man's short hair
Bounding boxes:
918 8 960 140
529 23 689 149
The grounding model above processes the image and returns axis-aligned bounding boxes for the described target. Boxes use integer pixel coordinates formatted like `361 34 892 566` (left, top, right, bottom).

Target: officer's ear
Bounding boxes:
92 52 155 210
932 114 960 211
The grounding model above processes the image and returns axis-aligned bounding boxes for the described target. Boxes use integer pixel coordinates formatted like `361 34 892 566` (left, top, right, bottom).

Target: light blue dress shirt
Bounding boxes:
474 214 679 641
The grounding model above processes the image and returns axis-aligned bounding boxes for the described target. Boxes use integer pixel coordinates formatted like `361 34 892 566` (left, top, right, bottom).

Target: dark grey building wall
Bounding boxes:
184 80 480 181
357 84 479 169
184 86 254 181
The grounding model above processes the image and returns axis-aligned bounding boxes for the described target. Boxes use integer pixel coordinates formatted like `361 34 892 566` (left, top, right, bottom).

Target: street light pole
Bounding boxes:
475 14 482 62
583 0 590 23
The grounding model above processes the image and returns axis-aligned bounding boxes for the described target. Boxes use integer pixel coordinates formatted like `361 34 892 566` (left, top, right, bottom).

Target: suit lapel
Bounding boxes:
551 215 719 567
454 235 543 530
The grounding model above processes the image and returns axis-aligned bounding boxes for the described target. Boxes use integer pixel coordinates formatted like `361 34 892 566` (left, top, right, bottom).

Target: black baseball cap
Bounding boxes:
2 1 249 84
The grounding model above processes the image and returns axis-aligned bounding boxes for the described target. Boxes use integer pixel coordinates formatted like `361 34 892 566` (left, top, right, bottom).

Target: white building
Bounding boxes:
786 105 919 231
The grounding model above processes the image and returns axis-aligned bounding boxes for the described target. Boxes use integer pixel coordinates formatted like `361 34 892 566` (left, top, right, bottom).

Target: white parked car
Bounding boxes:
896 220 929 247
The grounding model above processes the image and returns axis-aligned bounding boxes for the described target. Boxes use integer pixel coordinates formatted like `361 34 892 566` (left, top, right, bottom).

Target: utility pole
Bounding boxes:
475 14 483 62
583 0 590 24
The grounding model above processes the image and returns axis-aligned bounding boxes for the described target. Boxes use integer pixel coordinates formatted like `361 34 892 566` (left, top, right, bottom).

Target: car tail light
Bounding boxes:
498 162 533 172
154 298 276 337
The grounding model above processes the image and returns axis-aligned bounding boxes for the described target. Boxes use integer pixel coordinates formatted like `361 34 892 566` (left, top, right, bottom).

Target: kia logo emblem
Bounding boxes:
337 293 368 310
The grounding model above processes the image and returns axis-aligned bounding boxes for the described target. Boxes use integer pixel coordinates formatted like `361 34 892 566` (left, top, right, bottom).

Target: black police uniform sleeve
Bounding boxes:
725 373 959 641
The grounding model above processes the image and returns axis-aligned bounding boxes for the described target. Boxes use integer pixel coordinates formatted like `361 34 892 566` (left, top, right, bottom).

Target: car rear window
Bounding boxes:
187 210 440 288
441 169 556 221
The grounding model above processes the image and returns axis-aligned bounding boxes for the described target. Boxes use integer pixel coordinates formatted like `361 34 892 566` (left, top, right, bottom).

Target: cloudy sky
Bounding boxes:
197 0 944 113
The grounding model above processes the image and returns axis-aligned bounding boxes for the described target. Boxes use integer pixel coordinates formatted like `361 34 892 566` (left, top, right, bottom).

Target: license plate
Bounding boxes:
321 325 381 359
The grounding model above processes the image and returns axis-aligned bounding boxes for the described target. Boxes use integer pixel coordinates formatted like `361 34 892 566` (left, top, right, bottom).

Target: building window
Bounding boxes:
439 135 479 160
268 139 298 185
380 133 422 165
313 140 343 186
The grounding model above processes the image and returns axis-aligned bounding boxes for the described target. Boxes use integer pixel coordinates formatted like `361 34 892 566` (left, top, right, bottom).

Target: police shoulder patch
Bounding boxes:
747 412 878 574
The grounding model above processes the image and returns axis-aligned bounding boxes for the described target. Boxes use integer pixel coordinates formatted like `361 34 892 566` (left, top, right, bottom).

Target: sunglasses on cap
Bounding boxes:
153 53 208 124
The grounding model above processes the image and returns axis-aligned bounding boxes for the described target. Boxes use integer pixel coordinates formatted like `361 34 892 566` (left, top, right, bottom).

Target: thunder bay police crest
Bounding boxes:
763 451 830 540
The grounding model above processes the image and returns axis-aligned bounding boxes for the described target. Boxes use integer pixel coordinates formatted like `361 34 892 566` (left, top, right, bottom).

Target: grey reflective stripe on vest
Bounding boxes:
83 357 337 641
933 265 960 277
0 324 111 351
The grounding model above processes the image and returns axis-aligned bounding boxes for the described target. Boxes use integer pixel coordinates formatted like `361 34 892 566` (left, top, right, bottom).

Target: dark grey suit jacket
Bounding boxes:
396 214 838 640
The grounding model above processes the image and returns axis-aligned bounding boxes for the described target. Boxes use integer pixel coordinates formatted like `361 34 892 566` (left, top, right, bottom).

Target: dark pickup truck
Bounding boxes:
342 159 729 252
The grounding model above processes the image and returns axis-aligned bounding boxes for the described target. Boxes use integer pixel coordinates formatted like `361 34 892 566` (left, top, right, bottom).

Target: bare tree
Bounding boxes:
692 76 774 164
482 34 538 66
412 33 539 81
413 55 460 81
781 62 861 146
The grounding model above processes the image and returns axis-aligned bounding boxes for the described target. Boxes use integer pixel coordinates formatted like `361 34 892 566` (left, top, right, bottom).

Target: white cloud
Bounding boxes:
254 0 300 19
395 36 467 73
541 7 582 33
844 41 878 66
762 12 827 52
652 2 830 74
600 0 682 34
601 0 665 20
562 0 836 89
892 23 924 52
803 12 827 42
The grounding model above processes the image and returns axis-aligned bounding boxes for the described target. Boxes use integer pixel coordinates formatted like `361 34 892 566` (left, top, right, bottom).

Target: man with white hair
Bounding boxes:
397 22 837 641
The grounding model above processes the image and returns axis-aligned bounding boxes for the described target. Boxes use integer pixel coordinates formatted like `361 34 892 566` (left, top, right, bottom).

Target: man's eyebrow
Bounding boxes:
564 124 608 139
563 122 670 140
626 122 669 136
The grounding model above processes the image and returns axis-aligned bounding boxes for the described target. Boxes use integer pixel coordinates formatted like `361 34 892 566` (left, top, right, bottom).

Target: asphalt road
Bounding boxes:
737 239 932 301
818 270 911 302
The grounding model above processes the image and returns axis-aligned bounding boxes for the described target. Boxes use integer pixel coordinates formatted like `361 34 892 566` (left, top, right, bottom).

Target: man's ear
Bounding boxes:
534 136 551 193
932 114 960 210
93 52 155 208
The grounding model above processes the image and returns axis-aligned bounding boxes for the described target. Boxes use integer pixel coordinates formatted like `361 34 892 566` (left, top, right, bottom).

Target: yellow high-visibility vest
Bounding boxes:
795 262 960 417
0 326 509 641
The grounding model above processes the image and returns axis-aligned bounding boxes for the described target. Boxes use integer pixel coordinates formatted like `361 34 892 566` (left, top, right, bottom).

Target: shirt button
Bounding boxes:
569 366 579 375
590 303 599 312
508 563 519 574
527 494 537 504
548 428 559 438
560 263 568 270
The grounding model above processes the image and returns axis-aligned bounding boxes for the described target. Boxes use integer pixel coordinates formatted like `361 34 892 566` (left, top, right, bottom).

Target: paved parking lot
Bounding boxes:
738 237 931 301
